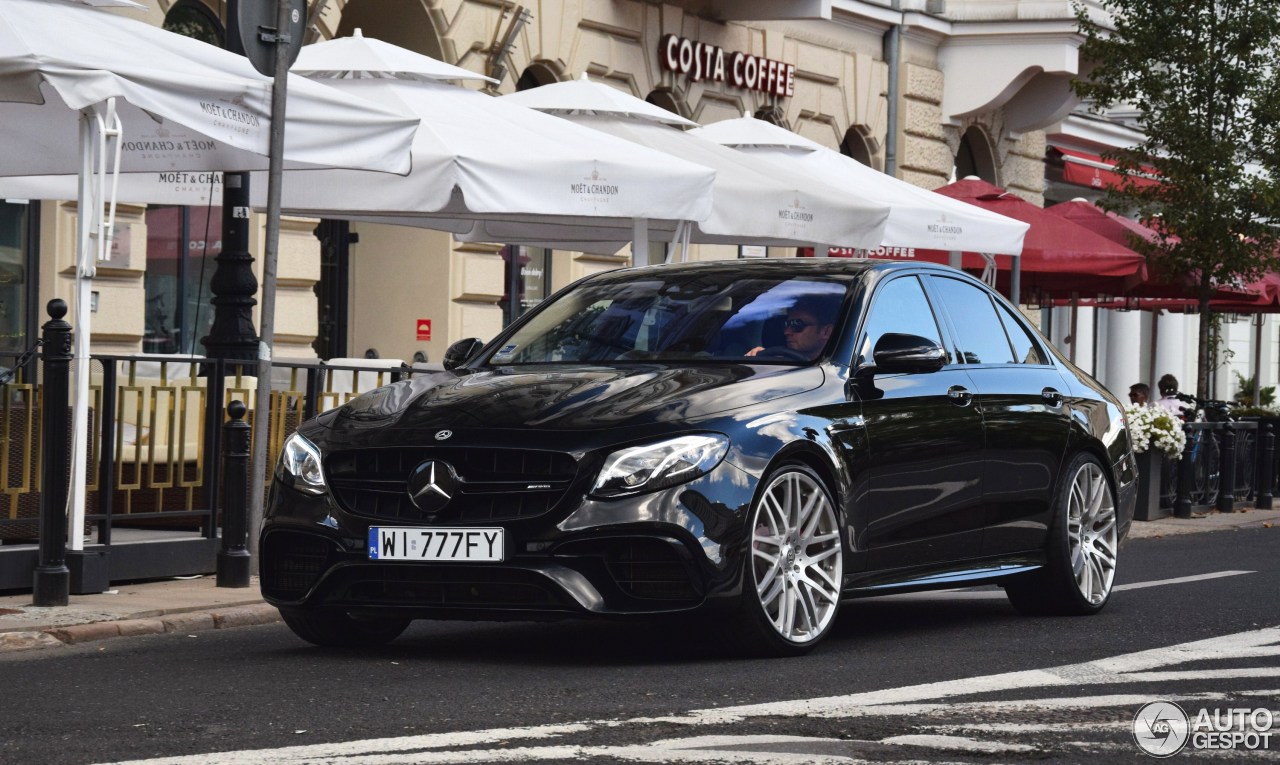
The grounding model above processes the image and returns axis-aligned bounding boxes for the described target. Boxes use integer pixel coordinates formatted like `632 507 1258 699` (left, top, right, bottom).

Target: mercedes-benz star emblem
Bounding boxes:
434 429 453 441
406 460 459 514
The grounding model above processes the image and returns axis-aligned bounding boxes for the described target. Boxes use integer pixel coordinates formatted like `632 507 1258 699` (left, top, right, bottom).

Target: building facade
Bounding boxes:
8 0 1263 403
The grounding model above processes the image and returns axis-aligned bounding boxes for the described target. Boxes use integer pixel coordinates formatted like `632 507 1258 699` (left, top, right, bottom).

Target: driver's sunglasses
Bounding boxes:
782 318 814 332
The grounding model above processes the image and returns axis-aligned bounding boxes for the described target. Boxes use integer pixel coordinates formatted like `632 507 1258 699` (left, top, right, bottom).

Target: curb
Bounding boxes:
0 603 280 654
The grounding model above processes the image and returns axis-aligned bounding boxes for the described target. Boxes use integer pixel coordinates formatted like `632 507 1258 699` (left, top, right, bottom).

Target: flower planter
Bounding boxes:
1134 449 1169 521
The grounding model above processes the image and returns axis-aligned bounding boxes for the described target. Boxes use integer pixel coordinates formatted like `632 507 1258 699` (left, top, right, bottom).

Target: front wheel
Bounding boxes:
279 607 410 648
1006 453 1119 615
728 463 844 656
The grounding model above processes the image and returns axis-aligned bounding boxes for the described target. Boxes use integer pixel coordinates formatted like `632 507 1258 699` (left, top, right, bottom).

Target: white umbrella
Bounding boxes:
690 114 1029 255
494 76 891 253
0 0 421 552
248 33 716 248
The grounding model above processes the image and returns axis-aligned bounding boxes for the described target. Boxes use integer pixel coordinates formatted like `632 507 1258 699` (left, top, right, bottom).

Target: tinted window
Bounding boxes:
996 302 1048 365
930 277 1015 365
857 276 946 366
486 272 851 365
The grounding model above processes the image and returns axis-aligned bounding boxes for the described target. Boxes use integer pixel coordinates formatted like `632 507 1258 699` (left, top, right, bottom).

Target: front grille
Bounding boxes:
329 565 572 610
261 532 334 601
326 447 578 524
603 539 698 601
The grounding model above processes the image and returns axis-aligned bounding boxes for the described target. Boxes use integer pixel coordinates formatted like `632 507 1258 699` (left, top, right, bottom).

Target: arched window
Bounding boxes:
517 62 561 91
753 104 787 128
336 1 446 62
840 128 875 169
645 88 690 121
162 0 222 47
954 126 997 184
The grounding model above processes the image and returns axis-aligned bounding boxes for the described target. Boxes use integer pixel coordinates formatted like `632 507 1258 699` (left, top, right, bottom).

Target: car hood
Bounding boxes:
324 363 825 434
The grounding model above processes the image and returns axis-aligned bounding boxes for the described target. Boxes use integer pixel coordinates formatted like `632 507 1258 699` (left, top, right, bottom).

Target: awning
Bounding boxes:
1050 147 1160 192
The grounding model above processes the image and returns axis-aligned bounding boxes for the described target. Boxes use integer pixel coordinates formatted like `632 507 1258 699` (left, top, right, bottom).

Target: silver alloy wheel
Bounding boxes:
751 470 843 643
1067 461 1118 605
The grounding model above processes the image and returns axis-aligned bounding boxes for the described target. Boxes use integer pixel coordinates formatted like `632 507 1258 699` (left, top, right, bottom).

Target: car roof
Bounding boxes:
598 258 963 280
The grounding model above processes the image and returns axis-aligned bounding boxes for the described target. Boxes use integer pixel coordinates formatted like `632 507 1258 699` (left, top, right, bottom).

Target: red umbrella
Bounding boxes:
913 179 1148 299
1044 199 1251 301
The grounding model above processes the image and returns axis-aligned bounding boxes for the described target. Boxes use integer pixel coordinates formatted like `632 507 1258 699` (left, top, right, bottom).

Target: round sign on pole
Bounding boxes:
228 0 306 76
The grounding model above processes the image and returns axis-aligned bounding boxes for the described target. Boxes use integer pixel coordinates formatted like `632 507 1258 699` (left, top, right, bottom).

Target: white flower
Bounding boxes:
1124 403 1185 459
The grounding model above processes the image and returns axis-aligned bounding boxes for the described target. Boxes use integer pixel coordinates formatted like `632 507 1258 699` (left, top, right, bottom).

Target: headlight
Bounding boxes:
276 432 327 495
590 434 729 498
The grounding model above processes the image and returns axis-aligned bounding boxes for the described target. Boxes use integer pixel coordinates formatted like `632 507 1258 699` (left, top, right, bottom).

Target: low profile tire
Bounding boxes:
279 608 410 648
1006 452 1119 616
728 463 844 656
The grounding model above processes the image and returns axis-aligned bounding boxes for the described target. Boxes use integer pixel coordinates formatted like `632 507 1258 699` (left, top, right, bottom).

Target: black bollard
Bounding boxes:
1216 424 1236 514
1175 424 1194 519
216 400 252 587
1258 423 1274 510
33 300 72 606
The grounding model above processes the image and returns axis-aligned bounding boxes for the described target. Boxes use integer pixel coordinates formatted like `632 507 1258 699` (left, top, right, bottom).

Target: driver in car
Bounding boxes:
745 295 837 358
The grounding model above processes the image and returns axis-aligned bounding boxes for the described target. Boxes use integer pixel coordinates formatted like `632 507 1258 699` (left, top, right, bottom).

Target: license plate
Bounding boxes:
368 527 504 562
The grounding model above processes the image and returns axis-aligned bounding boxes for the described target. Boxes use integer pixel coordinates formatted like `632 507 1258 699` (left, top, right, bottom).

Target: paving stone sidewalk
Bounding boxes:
0 507 1274 653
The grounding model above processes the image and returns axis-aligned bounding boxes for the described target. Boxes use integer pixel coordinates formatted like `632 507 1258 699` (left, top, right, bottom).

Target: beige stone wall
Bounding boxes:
89 0 1052 363
42 202 148 355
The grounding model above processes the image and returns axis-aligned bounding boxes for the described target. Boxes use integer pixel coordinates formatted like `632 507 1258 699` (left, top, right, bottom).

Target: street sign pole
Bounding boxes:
247 0 302 560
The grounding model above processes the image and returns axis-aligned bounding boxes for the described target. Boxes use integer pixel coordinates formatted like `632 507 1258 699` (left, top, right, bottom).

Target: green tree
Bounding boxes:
1074 0 1280 398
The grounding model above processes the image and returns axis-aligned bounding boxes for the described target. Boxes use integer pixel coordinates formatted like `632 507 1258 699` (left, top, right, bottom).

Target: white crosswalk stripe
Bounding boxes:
99 625 1280 764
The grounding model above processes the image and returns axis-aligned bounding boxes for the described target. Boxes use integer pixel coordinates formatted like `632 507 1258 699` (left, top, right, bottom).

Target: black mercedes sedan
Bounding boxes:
261 259 1136 656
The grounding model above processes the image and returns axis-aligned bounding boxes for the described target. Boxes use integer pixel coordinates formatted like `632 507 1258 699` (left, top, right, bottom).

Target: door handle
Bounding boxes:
947 385 973 406
1042 387 1063 406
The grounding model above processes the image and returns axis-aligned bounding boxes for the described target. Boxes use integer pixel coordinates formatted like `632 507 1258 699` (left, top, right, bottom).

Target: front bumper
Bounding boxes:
259 457 756 619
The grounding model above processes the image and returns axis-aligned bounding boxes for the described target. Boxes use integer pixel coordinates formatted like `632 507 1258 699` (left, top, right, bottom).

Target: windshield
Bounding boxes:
485 270 852 365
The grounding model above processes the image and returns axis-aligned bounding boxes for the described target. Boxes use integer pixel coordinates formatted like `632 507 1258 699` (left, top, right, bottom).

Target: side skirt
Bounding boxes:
843 553 1046 598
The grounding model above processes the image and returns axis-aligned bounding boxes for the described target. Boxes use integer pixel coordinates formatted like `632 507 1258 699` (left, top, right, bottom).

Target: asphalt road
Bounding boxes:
1 527 1276 765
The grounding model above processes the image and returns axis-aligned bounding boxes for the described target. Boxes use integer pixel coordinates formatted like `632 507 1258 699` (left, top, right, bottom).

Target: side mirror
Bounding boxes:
870 333 947 374
442 338 485 370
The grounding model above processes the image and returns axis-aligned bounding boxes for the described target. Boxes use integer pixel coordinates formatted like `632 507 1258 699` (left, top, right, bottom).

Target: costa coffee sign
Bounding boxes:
660 34 796 98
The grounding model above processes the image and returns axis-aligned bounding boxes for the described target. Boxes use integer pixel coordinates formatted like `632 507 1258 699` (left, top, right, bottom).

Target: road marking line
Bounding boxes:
881 734 1036 752
99 625 1280 765
874 570 1256 601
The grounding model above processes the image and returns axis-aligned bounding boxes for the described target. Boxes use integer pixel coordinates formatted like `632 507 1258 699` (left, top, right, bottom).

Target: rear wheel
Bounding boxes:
729 463 844 656
1006 453 1119 615
279 608 410 648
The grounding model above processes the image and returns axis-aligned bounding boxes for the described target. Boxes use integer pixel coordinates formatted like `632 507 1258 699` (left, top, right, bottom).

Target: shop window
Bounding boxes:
144 206 220 355
501 246 552 327
955 126 997 185
0 201 35 355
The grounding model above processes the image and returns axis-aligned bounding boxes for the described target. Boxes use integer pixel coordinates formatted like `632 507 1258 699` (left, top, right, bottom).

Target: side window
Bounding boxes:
996 302 1048 365
857 276 947 366
929 277 1015 365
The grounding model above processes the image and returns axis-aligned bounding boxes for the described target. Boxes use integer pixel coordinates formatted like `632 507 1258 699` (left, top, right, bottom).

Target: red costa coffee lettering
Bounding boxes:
663 35 679 71
678 38 694 73
661 36 793 98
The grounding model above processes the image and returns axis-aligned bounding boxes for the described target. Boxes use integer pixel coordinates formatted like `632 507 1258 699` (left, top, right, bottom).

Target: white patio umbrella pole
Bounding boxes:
632 218 649 266
69 100 121 552
949 250 961 269
248 1 295 560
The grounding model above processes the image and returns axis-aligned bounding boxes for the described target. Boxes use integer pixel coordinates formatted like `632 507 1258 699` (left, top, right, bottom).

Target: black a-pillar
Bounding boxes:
202 172 258 361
